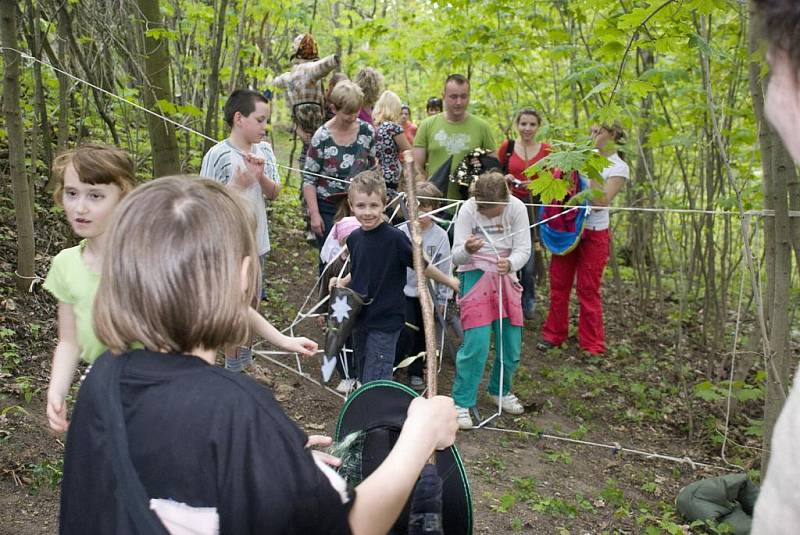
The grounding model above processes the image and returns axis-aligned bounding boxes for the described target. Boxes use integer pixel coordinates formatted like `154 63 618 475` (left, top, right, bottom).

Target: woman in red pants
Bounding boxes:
539 123 629 355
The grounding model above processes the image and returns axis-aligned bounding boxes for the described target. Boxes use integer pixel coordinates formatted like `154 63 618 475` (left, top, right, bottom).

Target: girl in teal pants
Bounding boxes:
450 172 531 429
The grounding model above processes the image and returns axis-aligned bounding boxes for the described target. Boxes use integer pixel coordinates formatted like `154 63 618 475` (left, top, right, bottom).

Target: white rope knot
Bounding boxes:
15 271 44 293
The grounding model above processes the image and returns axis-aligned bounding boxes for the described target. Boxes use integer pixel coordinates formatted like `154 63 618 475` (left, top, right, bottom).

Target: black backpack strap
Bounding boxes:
100 355 171 534
502 139 515 174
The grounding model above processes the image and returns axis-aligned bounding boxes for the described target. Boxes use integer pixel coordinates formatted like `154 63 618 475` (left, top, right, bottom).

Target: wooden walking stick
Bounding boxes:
403 150 446 535
402 150 439 400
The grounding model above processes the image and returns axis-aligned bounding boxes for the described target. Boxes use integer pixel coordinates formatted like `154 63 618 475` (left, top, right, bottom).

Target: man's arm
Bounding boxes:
413 146 427 178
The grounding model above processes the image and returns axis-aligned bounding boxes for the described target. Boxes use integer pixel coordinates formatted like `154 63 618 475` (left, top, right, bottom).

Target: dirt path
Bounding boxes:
0 186 755 534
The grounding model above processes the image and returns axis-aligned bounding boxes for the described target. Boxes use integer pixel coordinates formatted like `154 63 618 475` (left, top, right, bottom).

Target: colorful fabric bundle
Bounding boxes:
537 170 590 255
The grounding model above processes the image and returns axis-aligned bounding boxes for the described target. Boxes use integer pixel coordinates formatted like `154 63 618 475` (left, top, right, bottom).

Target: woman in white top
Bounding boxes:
540 123 629 355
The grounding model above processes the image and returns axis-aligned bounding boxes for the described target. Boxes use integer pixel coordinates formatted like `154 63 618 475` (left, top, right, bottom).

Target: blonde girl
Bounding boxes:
373 90 413 195
43 144 137 433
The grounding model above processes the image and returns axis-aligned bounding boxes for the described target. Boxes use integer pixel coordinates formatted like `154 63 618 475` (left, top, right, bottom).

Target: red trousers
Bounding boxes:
541 229 610 354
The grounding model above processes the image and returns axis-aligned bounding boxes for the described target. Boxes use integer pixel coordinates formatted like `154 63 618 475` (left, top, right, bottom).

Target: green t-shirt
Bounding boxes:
43 241 105 363
414 113 496 199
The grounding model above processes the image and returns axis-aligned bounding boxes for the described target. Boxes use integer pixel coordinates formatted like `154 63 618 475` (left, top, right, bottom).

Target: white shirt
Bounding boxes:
200 140 279 256
584 152 629 231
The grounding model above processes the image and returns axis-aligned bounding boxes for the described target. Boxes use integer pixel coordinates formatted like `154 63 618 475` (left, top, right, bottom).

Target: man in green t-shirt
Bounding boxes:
413 74 496 200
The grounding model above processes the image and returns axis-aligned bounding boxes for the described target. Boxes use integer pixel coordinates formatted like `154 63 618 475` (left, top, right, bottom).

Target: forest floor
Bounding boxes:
0 146 769 534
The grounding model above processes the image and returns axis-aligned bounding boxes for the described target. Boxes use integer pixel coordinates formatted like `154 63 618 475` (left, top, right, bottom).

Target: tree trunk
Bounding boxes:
202 0 229 154
227 0 248 93
1 0 37 292
24 0 52 185
747 1 792 470
136 0 181 177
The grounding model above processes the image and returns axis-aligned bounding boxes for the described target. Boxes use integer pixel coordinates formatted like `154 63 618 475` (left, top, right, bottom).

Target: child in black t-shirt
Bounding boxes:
60 176 459 535
335 171 459 383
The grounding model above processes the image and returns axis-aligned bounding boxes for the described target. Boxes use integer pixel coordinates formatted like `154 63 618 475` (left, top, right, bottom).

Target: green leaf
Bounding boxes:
693 380 723 402
627 80 657 98
145 27 179 42
688 33 712 57
583 82 610 103
528 173 569 205
156 99 177 115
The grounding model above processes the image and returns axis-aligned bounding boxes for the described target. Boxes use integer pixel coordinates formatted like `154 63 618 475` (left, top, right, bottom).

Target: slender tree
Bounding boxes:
747 1 793 469
136 0 181 176
1 0 37 292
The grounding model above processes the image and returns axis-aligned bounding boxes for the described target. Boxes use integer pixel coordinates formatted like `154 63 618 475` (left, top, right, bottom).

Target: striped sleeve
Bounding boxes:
200 143 235 185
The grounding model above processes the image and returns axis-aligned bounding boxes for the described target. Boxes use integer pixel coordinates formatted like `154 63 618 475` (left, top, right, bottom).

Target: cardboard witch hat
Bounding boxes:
321 286 367 382
335 381 473 534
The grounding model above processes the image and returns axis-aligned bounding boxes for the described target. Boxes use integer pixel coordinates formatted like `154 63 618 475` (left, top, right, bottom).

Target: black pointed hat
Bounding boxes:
335 381 473 534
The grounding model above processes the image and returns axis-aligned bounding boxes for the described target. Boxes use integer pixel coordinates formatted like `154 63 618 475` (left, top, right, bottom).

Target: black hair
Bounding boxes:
426 97 443 111
223 89 269 128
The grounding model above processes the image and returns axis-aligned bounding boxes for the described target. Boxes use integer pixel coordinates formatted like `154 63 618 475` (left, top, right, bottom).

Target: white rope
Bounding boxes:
0 46 354 186
720 215 750 470
470 217 506 428
7 47 790 218
482 426 734 472
252 348 345 400
414 195 800 218
14 271 44 292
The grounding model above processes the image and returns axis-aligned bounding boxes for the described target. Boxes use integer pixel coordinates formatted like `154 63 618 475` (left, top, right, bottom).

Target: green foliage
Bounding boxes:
693 380 764 404
28 458 63 494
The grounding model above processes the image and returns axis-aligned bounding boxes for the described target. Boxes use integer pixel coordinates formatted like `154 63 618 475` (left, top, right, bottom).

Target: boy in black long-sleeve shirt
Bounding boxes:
335 171 459 383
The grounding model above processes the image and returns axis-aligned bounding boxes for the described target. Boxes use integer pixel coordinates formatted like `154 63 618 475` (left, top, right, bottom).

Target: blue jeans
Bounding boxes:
354 327 402 383
519 251 536 313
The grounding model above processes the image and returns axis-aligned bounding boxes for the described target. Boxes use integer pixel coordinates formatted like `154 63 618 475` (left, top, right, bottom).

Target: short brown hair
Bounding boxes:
515 108 542 125
348 170 386 203
416 181 443 208
444 73 469 91
599 121 626 143
52 143 137 205
469 171 509 205
94 176 259 354
329 80 364 114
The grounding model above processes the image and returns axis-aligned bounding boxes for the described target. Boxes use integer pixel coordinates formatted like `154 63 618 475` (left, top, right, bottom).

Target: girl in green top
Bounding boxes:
43 144 138 433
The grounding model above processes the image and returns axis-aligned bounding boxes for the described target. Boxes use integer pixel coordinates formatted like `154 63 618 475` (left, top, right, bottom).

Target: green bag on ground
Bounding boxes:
676 473 759 534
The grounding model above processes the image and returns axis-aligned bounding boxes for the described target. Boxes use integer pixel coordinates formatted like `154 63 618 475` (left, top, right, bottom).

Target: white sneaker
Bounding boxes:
335 378 358 394
456 406 473 430
489 393 525 415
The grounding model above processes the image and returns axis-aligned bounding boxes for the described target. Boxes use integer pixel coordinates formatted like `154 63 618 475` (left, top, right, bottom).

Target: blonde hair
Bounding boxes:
348 170 386 203
52 143 137 205
373 90 402 125
469 171 509 205
354 67 384 107
94 176 259 354
329 80 364 114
